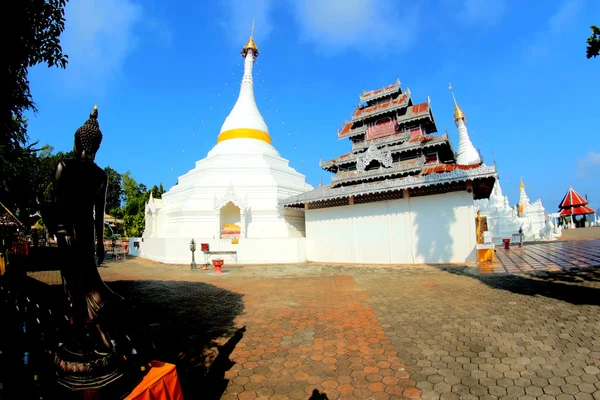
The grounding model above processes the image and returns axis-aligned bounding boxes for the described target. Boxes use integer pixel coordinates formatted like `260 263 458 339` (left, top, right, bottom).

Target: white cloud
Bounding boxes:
219 0 274 45
577 151 600 177
525 0 584 63
457 0 507 26
146 18 174 47
59 0 143 95
219 0 420 55
291 0 420 54
548 0 583 35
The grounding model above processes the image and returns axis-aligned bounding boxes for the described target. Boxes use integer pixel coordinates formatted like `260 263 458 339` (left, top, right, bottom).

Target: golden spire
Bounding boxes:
241 18 259 57
449 83 466 122
520 177 525 192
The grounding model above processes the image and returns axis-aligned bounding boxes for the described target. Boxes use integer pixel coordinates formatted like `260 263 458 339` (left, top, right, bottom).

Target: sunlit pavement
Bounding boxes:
481 239 600 275
28 239 600 400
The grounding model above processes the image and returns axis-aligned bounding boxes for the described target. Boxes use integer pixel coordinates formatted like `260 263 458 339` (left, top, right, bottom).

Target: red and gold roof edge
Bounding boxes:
559 205 595 216
558 187 589 209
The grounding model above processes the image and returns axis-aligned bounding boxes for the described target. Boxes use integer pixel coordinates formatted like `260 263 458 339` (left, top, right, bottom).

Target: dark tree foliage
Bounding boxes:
1 0 69 213
32 145 75 203
0 143 73 229
104 166 123 213
587 25 600 59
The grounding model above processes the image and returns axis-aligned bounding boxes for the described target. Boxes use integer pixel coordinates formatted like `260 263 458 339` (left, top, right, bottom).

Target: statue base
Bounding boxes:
55 345 123 391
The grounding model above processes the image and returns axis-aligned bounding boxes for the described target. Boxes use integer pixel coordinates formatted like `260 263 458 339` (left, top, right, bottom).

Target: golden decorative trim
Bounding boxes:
217 128 271 144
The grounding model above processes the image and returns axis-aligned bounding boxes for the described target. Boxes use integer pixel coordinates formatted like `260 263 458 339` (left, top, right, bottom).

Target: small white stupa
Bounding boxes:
516 178 545 239
141 25 313 264
449 84 480 166
475 178 554 242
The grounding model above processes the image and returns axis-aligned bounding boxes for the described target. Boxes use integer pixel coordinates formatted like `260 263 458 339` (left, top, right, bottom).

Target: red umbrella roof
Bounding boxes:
559 205 596 216
558 187 588 209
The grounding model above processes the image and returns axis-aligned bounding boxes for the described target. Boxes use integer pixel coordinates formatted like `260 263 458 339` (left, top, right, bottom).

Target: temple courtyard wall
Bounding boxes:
305 191 477 264
140 237 306 264
136 191 478 265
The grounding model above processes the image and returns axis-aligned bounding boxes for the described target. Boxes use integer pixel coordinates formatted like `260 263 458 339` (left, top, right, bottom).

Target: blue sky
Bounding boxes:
26 0 600 213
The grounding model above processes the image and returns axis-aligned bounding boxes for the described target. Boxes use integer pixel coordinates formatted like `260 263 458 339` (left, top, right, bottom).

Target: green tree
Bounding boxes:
119 172 167 237
149 183 166 199
587 25 600 59
34 145 75 203
104 166 123 213
1 0 69 213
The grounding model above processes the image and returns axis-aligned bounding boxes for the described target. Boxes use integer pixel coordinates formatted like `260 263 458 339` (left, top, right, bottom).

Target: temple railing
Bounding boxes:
332 156 425 185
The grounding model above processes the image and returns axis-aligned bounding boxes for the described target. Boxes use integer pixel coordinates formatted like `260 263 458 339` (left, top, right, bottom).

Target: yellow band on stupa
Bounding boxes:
217 128 271 144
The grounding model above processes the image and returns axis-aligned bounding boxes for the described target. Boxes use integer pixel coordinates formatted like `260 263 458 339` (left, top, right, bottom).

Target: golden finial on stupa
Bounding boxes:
520 177 525 191
241 18 259 57
449 83 466 122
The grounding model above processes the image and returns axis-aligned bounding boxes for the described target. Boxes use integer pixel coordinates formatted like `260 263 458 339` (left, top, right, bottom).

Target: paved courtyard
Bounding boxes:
483 239 600 274
28 238 600 400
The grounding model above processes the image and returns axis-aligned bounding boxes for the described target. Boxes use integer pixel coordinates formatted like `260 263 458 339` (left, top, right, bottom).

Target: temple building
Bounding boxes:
280 82 497 263
141 32 312 264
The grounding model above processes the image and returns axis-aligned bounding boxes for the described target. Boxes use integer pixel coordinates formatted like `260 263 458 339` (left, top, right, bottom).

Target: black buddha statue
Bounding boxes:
48 106 124 390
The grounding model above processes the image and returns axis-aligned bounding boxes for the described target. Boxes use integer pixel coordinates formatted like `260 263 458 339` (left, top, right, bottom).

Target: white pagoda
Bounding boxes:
141 31 312 264
475 178 551 242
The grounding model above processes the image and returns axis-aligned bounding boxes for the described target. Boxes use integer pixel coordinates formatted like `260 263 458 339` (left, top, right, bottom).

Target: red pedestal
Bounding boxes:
212 259 224 274
502 238 510 250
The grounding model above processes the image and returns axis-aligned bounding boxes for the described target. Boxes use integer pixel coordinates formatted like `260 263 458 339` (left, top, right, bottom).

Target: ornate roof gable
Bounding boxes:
356 143 393 173
214 185 248 211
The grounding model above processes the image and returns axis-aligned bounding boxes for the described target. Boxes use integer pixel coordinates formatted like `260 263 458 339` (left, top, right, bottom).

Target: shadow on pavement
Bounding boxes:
437 266 600 306
1 264 245 400
105 280 244 399
309 389 330 399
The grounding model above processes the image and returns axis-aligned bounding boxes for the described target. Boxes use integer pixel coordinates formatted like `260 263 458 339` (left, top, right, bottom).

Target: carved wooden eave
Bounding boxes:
333 157 425 185
320 133 450 170
351 94 410 123
337 123 365 140
214 185 248 211
359 79 401 103
279 164 497 207
351 130 411 151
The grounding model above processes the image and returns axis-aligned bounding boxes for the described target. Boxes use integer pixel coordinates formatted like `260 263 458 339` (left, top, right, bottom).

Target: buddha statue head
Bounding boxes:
74 105 103 161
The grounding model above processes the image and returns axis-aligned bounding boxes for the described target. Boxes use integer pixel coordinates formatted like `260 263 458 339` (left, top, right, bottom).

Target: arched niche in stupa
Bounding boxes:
220 202 241 238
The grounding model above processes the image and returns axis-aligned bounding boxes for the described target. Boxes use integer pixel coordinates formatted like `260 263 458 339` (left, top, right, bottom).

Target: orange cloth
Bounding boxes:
125 361 183 400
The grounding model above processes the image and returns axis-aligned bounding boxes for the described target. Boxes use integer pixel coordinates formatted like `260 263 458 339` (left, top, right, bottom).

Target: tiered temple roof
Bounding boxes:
558 187 596 216
280 80 497 209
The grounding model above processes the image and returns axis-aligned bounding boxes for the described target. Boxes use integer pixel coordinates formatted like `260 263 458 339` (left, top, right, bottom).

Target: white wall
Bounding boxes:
306 191 477 264
128 238 143 257
139 237 306 265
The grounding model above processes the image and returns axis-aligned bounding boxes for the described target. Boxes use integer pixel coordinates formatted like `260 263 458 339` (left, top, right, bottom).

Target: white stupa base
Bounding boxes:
139 237 306 265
